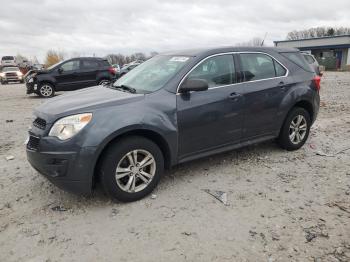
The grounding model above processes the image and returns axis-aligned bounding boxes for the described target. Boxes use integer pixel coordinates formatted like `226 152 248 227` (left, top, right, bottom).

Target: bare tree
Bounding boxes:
45 50 64 67
286 27 350 40
237 37 265 46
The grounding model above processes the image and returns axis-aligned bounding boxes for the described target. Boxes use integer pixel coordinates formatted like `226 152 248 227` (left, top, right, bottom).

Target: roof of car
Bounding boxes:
162 46 298 57
69 57 108 60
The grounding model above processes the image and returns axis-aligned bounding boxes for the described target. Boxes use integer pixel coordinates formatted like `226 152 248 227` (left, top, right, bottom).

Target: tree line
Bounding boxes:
286 26 350 40
42 50 158 68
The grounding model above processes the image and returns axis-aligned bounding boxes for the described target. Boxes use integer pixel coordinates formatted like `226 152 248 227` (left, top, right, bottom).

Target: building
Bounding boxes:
274 35 350 71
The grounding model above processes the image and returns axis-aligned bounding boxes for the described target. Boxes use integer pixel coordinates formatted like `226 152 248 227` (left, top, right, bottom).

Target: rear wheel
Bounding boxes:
278 107 311 151
38 83 55 98
100 136 164 202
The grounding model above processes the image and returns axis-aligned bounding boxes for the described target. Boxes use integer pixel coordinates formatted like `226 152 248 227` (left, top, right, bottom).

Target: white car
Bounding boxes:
0 66 24 84
1 56 16 66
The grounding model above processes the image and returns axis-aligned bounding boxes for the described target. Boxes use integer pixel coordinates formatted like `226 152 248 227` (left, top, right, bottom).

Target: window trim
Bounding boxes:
176 51 289 94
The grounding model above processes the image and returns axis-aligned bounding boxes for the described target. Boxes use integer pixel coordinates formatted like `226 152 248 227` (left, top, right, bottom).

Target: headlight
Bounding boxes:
17 71 23 76
49 113 92 140
28 78 34 83
0 73 4 77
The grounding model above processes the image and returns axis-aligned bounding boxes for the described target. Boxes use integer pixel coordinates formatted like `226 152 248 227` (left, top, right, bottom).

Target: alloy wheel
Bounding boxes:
289 115 307 144
115 149 156 193
40 85 53 97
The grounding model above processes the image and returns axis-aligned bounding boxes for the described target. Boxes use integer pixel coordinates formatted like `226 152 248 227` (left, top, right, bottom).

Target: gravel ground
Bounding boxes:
0 72 350 262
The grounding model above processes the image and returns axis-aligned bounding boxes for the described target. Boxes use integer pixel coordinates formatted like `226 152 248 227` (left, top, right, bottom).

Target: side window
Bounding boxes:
239 53 276 81
82 60 99 69
187 55 235 88
61 60 80 71
280 52 313 72
274 61 287 77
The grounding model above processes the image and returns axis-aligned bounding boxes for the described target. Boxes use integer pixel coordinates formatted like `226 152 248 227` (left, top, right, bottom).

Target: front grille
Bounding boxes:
27 136 40 151
5 73 17 77
33 118 47 130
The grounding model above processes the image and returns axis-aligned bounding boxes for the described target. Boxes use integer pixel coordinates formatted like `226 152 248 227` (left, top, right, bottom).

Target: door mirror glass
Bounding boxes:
179 79 209 93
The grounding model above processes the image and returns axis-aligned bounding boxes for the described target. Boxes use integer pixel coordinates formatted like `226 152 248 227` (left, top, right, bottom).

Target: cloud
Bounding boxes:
0 0 349 62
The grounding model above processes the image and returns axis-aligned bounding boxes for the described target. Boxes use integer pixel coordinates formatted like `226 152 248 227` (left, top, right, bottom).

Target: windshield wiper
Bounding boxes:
114 84 137 94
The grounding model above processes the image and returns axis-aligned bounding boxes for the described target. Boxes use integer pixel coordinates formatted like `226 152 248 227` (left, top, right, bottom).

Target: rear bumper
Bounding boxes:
312 92 320 124
26 136 98 196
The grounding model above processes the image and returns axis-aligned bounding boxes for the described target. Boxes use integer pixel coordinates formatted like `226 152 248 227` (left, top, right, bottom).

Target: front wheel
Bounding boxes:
278 107 311 151
38 83 55 98
100 136 164 202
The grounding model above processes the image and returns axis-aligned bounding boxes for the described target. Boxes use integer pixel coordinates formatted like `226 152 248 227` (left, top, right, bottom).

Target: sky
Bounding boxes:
0 0 349 62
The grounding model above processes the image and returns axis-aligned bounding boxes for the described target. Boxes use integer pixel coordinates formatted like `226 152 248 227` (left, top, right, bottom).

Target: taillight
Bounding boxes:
312 75 321 92
108 67 116 75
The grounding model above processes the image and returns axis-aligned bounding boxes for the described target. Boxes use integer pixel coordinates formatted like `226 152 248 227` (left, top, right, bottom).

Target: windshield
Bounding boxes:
47 60 65 70
2 56 14 61
2 67 20 72
113 55 191 93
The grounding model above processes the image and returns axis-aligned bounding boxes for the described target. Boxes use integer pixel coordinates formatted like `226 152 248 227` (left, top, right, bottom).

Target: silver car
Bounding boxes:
1 56 16 66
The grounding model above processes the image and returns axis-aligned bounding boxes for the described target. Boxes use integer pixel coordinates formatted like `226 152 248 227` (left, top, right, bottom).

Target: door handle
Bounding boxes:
278 81 286 90
229 92 242 101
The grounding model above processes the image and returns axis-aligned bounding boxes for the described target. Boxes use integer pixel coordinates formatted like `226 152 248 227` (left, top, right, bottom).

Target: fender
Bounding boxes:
276 81 314 132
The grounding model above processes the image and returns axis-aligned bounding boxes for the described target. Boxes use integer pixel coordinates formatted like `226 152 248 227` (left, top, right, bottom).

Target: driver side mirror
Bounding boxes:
179 79 209 93
58 67 64 74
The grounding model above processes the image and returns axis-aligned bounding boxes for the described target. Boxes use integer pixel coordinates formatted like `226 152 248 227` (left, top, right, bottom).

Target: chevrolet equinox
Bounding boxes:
26 47 320 202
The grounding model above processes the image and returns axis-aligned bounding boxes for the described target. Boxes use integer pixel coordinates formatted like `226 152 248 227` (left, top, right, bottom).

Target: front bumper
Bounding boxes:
1 76 23 82
26 81 39 94
26 133 97 195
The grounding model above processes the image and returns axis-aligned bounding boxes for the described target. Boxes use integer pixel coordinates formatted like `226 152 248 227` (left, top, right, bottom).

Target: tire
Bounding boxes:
100 136 164 202
1 80 7 85
278 107 311 151
38 83 55 98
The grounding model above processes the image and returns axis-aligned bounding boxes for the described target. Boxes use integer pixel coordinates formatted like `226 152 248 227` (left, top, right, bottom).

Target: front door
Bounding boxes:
177 54 245 159
335 51 342 69
55 59 81 90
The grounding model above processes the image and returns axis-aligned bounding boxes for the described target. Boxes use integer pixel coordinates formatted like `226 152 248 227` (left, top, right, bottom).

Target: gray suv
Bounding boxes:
26 47 320 202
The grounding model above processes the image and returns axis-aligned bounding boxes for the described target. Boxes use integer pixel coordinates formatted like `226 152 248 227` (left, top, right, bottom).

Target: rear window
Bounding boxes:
99 60 111 67
280 52 313 72
303 54 316 64
2 56 15 61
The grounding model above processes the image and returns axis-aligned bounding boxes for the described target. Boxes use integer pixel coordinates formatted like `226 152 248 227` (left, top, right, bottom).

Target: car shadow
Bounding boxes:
38 139 284 208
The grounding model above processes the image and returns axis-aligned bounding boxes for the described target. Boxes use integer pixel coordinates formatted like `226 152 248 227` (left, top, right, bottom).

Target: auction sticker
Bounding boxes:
170 57 189 62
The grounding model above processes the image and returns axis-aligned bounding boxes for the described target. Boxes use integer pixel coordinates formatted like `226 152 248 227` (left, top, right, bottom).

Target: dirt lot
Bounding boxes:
0 72 350 262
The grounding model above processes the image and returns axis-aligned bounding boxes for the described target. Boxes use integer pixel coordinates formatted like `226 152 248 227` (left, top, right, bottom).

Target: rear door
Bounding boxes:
177 54 245 159
237 52 290 139
79 59 99 87
55 59 81 90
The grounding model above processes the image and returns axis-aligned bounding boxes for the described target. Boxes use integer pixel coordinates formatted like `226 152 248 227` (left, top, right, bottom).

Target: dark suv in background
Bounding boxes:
25 57 116 97
26 47 320 202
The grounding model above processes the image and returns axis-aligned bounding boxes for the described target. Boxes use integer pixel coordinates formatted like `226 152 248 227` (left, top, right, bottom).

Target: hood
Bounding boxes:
34 86 144 122
25 69 49 79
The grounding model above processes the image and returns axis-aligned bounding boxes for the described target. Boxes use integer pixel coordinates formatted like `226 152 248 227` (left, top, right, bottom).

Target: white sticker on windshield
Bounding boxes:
169 57 189 62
